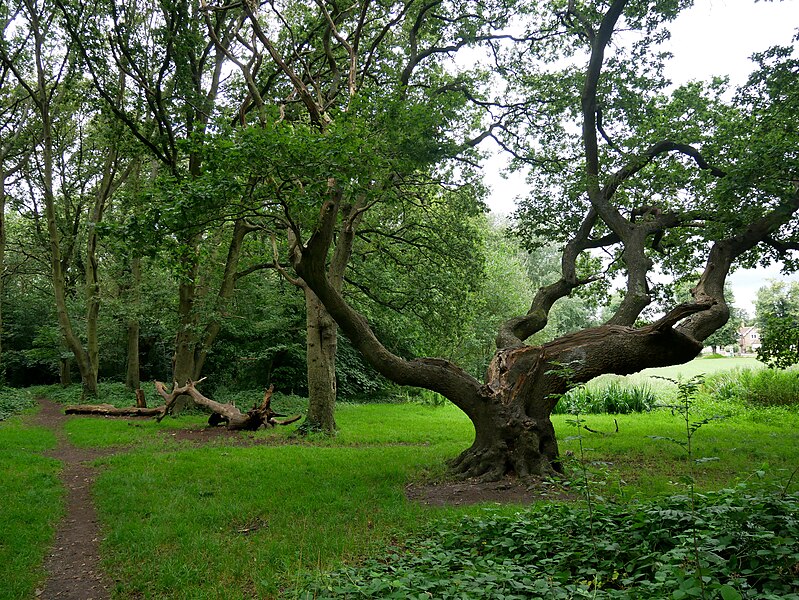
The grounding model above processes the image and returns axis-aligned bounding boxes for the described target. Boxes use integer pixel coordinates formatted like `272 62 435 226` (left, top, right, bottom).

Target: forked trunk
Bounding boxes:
451 322 704 480
299 287 338 434
449 346 564 480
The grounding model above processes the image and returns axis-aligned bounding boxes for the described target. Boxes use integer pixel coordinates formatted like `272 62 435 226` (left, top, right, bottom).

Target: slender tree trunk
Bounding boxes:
192 219 256 379
30 18 97 399
125 256 142 390
294 193 363 436
301 287 338 433
60 356 72 386
0 164 5 380
172 268 199 412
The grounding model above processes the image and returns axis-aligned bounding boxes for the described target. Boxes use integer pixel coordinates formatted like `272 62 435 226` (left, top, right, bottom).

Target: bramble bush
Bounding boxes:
300 485 799 600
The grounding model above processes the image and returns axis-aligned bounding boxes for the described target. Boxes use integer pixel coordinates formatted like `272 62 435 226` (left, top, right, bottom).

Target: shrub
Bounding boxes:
300 486 799 599
553 381 657 414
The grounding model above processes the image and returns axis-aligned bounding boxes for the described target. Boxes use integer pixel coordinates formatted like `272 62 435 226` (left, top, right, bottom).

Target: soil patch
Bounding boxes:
406 476 577 506
160 425 268 444
31 399 116 600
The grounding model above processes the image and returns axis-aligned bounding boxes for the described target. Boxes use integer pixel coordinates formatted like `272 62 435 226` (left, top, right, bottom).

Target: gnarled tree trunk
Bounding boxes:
449 319 704 480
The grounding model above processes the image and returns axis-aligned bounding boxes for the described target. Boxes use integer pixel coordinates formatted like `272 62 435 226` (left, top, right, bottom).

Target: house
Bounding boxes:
737 325 761 354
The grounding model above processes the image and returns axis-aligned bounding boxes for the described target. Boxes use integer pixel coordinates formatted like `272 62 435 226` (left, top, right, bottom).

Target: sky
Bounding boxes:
482 0 799 318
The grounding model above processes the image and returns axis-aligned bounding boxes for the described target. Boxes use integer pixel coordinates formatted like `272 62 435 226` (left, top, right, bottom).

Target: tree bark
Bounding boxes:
293 190 364 436
155 381 301 430
125 256 142 390
171 236 202 413
300 286 338 433
0 163 5 378
28 10 97 399
65 404 164 417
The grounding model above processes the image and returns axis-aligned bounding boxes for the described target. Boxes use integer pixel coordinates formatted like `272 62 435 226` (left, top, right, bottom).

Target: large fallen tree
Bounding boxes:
155 380 301 431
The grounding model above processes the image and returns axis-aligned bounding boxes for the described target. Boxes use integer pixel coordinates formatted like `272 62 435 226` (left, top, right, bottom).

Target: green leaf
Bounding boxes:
718 584 743 600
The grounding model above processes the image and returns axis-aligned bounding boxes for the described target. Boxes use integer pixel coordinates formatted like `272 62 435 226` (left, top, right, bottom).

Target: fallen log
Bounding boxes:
64 404 165 417
154 380 301 431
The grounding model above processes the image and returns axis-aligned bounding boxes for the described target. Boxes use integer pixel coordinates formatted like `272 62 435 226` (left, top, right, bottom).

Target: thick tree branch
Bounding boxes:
496 208 602 347
294 189 483 416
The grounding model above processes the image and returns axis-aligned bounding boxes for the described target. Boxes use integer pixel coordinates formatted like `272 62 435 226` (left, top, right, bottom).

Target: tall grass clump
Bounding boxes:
703 369 799 407
553 381 657 414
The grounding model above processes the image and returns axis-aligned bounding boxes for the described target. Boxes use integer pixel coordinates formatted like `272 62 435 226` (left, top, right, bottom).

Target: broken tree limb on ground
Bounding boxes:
154 380 301 430
64 404 165 417
65 387 157 416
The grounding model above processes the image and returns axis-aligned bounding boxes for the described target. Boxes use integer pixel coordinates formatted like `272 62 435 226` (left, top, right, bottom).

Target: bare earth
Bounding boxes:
31 399 116 600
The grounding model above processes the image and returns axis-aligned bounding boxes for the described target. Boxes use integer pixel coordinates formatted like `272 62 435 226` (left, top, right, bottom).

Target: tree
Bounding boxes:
0 0 131 398
194 0 496 433
755 280 799 328
755 280 799 368
57 0 265 406
0 32 32 380
280 0 799 479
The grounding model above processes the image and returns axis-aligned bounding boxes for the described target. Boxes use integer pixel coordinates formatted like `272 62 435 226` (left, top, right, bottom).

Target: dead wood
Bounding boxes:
64 404 165 417
154 380 301 430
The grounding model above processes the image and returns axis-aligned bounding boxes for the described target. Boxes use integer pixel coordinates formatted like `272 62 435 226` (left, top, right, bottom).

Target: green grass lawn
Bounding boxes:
3 371 798 599
0 418 62 600
637 356 764 379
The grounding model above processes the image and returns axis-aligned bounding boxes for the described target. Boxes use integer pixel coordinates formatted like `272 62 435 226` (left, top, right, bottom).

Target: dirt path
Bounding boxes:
32 399 116 600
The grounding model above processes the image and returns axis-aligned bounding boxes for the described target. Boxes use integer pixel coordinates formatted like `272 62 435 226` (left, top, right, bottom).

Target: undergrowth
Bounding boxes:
300 485 799 600
553 381 657 414
26 381 161 407
0 387 35 421
702 369 799 407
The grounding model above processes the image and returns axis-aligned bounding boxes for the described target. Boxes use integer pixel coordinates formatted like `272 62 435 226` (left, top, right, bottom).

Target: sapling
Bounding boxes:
648 375 726 600
547 362 600 590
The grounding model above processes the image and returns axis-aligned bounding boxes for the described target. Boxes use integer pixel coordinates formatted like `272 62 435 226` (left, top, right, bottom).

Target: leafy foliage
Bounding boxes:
757 317 799 370
301 486 799 599
0 387 35 421
755 281 799 369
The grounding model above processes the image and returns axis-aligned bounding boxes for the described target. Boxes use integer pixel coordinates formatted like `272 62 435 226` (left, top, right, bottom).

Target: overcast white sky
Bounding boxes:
483 0 799 318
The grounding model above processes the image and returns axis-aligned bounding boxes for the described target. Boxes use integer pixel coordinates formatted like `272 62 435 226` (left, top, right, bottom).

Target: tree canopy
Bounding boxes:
0 0 797 477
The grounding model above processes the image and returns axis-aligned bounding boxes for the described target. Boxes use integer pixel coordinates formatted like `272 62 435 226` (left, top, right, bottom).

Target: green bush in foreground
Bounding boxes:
301 486 799 600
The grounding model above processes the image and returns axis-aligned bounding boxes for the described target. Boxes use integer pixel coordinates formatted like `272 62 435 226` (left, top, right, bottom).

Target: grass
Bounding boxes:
3 364 799 599
632 356 762 381
0 415 63 600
